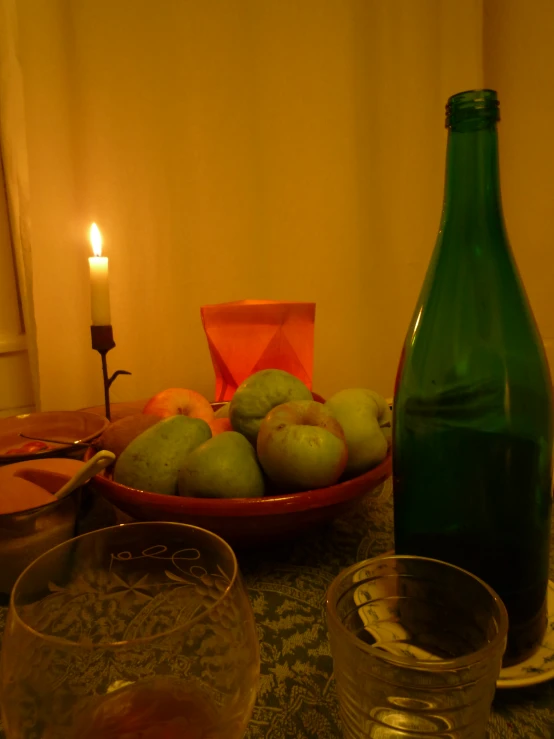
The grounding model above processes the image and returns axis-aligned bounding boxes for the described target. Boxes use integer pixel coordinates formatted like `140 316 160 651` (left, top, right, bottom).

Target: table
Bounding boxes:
1 479 554 738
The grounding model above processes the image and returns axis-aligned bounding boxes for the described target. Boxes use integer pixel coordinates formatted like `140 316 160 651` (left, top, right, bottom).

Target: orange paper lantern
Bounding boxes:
201 300 316 402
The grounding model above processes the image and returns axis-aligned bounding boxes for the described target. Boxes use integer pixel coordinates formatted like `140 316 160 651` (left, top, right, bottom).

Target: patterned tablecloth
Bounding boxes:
1 479 554 738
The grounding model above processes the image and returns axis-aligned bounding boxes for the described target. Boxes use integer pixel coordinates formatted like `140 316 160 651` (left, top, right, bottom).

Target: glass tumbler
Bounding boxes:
326 555 508 738
1 522 260 739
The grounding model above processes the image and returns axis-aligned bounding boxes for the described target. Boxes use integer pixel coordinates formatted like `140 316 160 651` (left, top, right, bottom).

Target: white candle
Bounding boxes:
88 223 111 326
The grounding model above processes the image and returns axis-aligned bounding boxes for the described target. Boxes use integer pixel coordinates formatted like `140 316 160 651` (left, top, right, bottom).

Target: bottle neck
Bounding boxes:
442 124 504 229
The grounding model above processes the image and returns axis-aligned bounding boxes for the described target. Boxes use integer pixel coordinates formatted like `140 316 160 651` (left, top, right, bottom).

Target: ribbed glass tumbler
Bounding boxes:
326 555 507 738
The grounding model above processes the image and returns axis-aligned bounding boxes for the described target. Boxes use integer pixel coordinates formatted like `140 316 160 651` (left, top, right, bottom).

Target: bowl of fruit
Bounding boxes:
88 370 392 547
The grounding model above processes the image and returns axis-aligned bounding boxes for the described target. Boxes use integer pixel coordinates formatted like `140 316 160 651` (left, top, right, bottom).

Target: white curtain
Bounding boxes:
0 0 37 414
0 0 551 412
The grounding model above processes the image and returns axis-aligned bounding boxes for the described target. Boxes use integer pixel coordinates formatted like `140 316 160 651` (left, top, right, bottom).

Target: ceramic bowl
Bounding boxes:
89 452 392 547
0 458 85 594
0 411 109 464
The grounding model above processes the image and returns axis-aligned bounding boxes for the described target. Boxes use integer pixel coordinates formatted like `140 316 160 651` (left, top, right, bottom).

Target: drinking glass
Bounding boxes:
327 555 508 738
1 522 260 738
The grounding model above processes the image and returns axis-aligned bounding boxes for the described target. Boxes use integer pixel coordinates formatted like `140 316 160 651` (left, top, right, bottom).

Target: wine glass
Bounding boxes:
1 522 260 738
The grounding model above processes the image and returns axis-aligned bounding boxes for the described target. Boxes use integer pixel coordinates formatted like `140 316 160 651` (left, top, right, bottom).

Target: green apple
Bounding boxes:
325 389 389 477
178 431 265 499
257 400 347 490
364 390 392 444
229 369 312 445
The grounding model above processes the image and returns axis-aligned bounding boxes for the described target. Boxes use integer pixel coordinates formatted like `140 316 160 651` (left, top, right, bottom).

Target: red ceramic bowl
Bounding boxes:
0 411 109 464
89 452 391 548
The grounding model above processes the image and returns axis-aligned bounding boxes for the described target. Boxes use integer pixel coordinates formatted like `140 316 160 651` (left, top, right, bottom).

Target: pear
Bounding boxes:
114 415 211 495
178 431 265 499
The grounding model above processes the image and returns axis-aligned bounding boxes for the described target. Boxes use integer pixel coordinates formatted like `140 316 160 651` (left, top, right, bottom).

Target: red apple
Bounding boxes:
143 388 214 424
257 400 348 490
209 417 233 436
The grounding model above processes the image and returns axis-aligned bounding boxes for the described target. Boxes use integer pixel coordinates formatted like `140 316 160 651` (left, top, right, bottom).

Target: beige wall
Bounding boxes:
484 0 554 372
6 0 554 411
8 0 484 411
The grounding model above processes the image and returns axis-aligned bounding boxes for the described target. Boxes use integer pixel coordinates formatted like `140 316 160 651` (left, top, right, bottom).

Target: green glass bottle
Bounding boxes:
393 90 553 666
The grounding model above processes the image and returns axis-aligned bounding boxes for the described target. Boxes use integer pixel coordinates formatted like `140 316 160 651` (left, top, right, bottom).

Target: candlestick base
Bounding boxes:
90 325 131 421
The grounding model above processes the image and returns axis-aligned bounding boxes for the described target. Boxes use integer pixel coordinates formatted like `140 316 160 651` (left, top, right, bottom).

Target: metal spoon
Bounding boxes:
54 450 116 500
19 433 92 448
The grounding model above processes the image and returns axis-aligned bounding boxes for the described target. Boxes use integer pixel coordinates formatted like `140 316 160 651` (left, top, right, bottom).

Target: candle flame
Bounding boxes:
89 223 103 257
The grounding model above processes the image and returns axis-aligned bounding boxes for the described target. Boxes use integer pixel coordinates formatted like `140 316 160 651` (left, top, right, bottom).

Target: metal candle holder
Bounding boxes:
90 325 131 421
